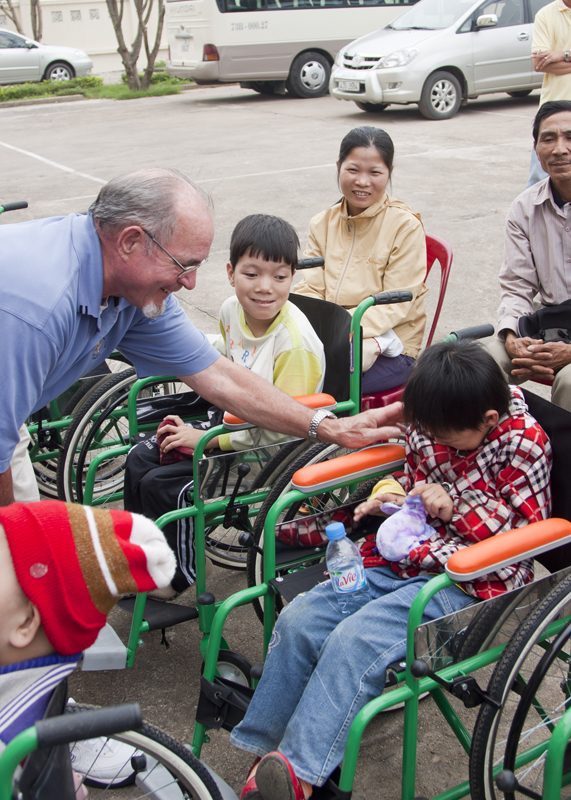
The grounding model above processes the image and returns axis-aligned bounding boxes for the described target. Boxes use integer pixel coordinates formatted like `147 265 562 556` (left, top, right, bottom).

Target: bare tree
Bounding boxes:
106 0 165 91
31 0 42 41
0 0 24 33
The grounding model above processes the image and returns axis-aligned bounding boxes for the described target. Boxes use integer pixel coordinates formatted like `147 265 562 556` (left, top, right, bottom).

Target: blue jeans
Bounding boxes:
230 566 473 786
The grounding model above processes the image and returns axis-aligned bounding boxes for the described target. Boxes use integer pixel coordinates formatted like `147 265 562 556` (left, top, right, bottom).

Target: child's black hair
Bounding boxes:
229 214 299 271
402 339 510 435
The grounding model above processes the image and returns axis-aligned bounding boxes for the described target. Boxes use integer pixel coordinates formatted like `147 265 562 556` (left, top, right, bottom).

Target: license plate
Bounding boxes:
338 80 360 92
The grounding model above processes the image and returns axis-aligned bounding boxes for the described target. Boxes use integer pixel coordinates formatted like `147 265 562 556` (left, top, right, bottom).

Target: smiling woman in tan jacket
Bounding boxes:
294 126 427 395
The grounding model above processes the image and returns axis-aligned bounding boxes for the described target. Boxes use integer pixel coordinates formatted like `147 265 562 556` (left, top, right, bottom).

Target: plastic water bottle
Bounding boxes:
325 522 371 615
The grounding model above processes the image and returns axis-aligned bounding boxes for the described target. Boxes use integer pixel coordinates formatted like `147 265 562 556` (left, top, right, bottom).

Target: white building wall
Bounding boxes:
0 0 168 73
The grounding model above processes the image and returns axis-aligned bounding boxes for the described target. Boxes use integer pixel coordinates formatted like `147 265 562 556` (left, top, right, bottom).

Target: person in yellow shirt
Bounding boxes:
529 0 571 185
293 126 427 395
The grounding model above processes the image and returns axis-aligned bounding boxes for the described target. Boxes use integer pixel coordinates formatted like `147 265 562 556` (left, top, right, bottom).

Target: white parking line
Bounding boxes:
52 194 99 202
477 110 536 120
197 162 336 183
0 134 531 197
399 139 530 158
0 140 106 184
196 140 531 183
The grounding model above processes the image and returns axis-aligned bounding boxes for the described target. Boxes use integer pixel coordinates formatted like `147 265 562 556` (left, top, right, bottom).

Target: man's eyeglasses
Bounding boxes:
142 227 208 278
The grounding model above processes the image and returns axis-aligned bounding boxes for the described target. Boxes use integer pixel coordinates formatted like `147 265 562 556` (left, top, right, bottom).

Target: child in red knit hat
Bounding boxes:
0 500 175 792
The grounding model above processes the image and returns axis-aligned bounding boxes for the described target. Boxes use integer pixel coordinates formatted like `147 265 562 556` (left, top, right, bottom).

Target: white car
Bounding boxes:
330 0 550 120
0 28 92 84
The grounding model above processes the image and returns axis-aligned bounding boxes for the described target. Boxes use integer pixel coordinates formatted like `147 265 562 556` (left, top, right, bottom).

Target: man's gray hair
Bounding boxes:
90 168 212 245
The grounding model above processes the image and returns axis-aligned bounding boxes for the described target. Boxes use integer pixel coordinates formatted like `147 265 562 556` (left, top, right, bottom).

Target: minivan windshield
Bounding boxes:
387 0 475 30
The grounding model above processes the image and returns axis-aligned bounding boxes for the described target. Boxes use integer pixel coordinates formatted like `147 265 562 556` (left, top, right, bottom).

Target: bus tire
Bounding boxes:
286 51 330 98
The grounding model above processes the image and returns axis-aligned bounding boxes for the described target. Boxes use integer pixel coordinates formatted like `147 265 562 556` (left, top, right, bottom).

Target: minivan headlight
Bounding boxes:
378 48 419 69
335 49 346 67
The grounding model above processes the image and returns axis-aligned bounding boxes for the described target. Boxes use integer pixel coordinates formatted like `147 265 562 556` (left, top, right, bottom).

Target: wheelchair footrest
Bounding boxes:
270 562 330 602
117 597 199 631
81 623 127 670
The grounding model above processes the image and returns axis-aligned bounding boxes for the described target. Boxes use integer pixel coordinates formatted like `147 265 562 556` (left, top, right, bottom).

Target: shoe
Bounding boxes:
240 756 262 800
148 558 213 601
69 737 141 788
256 752 312 800
148 584 179 600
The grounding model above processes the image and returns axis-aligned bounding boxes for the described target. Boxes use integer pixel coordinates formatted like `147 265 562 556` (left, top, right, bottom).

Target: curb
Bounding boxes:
0 93 85 109
0 82 239 108
178 83 238 91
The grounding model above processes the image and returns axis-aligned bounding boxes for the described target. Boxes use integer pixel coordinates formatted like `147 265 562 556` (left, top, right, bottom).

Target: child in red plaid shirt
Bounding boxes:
231 340 552 800
356 339 552 600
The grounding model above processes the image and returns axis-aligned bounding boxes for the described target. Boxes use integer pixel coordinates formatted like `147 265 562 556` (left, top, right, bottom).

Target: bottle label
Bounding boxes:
330 567 367 594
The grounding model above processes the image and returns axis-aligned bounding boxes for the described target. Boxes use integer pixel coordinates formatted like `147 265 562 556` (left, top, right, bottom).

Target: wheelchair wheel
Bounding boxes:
27 374 108 498
200 649 253 687
469 572 571 800
452 581 546 664
57 368 137 503
246 443 370 623
66 705 223 800
202 439 312 570
500 618 571 800
58 371 184 504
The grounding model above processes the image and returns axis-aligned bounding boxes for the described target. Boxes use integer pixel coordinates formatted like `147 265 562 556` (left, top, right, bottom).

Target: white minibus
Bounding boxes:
165 0 419 97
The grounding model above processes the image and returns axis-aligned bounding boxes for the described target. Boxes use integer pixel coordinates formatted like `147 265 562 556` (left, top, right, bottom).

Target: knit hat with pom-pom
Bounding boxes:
0 501 176 655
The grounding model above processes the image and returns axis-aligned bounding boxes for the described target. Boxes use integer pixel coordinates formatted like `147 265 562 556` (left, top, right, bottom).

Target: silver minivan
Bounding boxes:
329 0 549 119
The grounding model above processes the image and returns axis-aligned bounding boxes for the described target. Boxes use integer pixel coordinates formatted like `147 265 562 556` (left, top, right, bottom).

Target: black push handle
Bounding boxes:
372 290 413 306
35 703 142 748
297 257 325 270
451 324 495 341
0 201 28 212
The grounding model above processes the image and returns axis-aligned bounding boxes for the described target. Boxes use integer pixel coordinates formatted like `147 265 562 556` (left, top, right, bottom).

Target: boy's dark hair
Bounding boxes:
229 214 299 270
533 100 571 143
402 340 510 435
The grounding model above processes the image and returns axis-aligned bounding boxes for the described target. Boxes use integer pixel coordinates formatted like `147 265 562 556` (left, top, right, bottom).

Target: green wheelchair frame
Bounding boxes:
194 430 571 800
79 290 412 668
530 703 571 800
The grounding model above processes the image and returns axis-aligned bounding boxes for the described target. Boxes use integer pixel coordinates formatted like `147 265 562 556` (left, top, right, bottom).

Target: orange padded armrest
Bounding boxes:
446 518 571 582
223 393 337 430
291 444 405 494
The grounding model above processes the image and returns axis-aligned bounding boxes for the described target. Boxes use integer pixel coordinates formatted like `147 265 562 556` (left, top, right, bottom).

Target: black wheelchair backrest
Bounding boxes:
288 293 352 403
523 388 571 572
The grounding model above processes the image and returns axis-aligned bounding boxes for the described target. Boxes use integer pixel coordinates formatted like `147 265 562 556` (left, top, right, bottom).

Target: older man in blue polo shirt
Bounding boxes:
0 167 403 505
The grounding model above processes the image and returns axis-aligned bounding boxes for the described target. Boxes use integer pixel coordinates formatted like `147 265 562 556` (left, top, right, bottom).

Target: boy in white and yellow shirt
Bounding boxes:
124 214 325 595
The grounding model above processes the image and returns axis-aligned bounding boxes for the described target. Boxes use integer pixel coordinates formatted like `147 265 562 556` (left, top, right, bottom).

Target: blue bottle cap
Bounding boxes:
325 522 346 541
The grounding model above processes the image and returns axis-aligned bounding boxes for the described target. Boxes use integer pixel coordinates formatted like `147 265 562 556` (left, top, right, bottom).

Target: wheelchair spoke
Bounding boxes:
470 572 571 800
64 708 222 800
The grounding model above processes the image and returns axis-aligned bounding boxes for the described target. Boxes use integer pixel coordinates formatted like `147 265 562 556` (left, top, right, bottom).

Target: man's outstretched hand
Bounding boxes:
317 401 405 450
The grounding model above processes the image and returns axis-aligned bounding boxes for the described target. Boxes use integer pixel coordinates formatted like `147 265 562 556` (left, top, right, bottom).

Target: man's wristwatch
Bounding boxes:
565 50 570 62
308 409 337 441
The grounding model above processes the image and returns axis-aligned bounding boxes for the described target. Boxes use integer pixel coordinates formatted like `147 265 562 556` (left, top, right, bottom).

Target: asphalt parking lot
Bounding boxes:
0 84 546 799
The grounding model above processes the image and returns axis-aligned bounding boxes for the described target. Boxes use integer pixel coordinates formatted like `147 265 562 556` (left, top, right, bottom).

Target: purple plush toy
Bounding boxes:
376 494 434 561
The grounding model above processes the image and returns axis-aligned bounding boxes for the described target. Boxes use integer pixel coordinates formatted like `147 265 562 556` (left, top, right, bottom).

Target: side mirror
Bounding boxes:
476 12 498 27
25 40 37 49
